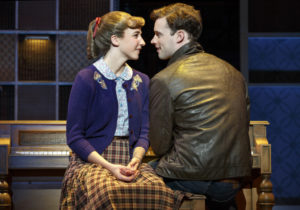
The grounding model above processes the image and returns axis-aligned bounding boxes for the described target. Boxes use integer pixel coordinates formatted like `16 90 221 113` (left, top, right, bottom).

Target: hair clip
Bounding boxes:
93 17 101 39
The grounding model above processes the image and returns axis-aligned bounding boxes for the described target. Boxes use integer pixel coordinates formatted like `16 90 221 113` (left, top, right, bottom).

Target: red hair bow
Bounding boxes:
93 17 101 39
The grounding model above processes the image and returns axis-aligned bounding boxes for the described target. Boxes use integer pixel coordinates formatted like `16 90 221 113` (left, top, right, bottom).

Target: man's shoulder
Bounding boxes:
152 68 170 80
152 51 230 80
197 52 238 69
152 59 184 80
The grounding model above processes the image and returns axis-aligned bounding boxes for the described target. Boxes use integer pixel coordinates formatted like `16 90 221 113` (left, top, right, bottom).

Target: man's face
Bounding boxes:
151 17 177 60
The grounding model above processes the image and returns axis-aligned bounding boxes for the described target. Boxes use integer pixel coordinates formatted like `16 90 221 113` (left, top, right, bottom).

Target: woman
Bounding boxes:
60 11 183 209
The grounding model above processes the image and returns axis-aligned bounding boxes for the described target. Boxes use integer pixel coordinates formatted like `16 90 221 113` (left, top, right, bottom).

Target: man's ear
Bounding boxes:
176 30 185 43
111 35 119 47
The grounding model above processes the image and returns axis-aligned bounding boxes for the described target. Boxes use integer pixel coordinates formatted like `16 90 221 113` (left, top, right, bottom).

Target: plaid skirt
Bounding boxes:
60 137 184 209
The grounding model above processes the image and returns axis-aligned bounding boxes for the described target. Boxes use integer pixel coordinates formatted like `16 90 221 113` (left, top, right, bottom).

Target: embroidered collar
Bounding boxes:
93 57 133 81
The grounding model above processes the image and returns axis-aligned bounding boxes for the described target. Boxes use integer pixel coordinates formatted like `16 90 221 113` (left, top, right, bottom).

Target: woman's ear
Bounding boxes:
111 35 119 47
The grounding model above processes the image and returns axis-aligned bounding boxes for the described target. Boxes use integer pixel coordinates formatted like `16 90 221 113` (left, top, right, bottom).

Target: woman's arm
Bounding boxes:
127 146 146 170
67 70 97 161
132 73 150 152
126 73 149 170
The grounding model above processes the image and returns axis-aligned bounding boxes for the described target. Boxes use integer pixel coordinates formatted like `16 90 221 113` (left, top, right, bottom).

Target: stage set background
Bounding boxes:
0 0 300 208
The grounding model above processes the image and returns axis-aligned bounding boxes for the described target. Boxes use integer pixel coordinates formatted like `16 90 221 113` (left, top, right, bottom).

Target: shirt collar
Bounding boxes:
93 57 133 81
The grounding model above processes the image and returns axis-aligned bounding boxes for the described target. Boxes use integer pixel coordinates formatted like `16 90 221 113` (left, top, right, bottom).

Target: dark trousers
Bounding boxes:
148 159 240 210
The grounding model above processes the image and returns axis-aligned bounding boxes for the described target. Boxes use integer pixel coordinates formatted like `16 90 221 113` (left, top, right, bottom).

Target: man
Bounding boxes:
149 3 252 209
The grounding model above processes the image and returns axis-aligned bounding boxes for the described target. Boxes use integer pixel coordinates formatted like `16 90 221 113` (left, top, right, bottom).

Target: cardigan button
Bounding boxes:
129 114 133 119
130 130 133 134
128 98 131 102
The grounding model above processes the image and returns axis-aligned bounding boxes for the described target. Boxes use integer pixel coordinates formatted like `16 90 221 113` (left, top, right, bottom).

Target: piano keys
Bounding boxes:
0 121 71 170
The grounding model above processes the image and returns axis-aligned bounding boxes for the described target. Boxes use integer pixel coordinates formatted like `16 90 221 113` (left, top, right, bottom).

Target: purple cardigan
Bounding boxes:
66 65 150 161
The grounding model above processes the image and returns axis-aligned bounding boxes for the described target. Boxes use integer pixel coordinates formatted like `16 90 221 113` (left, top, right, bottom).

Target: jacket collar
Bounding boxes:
168 41 204 66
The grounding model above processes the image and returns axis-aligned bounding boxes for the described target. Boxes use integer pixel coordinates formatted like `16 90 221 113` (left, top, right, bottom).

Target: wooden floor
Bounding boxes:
11 188 299 210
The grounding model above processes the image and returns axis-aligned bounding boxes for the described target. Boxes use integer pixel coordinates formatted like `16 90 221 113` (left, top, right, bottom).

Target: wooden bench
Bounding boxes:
0 120 274 210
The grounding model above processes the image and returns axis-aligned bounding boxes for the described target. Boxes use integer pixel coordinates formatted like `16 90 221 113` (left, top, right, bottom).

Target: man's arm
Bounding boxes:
244 79 250 123
149 76 174 157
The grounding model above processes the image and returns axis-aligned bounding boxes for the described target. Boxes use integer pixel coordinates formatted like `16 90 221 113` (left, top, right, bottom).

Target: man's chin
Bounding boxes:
158 54 170 60
157 52 167 60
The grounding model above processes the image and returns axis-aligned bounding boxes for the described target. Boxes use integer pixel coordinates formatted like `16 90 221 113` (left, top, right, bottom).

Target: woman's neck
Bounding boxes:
103 51 126 77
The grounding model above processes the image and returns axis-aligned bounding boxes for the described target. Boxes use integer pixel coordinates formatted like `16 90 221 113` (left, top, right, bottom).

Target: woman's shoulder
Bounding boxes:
132 69 150 83
72 65 100 90
76 65 97 80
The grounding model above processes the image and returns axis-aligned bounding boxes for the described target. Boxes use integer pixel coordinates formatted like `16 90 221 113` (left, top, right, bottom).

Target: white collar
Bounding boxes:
93 57 133 81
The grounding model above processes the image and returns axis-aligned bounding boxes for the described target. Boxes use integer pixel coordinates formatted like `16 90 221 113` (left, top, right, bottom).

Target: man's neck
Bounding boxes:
173 39 191 54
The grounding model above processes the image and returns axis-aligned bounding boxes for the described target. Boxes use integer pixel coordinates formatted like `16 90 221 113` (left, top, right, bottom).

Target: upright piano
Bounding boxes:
0 120 274 210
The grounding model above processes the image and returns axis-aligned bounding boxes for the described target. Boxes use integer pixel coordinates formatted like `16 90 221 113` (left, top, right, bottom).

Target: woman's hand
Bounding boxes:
87 151 138 182
127 157 141 171
128 147 145 170
109 164 138 182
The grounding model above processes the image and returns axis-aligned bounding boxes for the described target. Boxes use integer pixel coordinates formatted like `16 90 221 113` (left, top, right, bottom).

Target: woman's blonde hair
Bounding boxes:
87 11 145 59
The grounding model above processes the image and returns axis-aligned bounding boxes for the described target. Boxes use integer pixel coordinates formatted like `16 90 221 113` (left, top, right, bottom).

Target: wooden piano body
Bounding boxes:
0 120 274 210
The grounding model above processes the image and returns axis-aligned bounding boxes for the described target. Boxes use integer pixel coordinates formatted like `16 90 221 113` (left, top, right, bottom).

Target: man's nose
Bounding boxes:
150 36 156 44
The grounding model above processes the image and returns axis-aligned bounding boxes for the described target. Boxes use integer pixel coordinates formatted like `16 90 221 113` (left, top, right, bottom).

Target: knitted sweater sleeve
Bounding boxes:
133 73 150 151
66 70 96 161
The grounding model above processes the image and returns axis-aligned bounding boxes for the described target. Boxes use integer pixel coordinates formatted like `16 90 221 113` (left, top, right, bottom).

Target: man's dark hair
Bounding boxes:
150 3 202 41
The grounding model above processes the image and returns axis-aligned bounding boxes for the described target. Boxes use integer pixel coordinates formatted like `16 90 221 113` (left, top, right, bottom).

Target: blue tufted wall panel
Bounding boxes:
249 86 300 201
249 37 300 71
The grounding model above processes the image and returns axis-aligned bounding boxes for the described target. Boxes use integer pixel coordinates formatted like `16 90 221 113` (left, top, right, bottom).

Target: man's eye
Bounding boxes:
155 33 161 38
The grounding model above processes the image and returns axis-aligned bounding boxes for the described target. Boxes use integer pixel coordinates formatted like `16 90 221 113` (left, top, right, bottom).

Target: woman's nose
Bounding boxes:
140 37 146 46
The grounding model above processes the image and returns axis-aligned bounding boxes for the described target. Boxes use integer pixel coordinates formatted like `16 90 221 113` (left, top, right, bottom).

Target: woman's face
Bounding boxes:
117 28 145 60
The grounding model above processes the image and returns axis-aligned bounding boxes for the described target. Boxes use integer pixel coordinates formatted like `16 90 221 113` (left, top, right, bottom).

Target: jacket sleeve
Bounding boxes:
149 76 174 157
66 72 96 161
243 77 250 123
133 74 150 151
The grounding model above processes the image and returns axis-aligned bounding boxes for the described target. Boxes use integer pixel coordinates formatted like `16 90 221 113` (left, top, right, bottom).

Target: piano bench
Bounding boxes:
179 194 206 210
0 120 274 210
